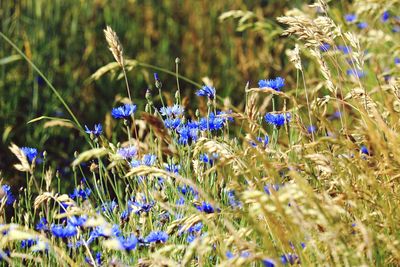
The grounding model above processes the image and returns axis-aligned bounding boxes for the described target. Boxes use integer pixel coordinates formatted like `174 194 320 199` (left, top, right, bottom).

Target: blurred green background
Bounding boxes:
0 0 314 183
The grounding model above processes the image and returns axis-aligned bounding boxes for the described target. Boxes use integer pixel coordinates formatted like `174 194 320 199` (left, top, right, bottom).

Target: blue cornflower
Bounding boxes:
177 126 190 145
264 113 291 127
130 159 141 168
68 240 83 248
226 251 250 259
187 234 197 243
329 110 341 120
111 104 137 119
101 200 118 213
188 222 203 233
176 196 185 206
381 11 390 22
21 147 38 162
200 153 218 165
118 235 138 251
347 69 365 78
143 154 157 166
21 239 35 249
165 163 180 174
178 185 198 197
129 198 155 214
256 135 270 147
164 118 182 129
337 45 351 54
227 190 242 208
319 43 330 52
199 113 225 131
360 145 369 155
70 187 91 200
117 146 137 159
196 201 215 213
280 253 299 265
120 209 131 220
145 231 168 243
264 184 281 195
258 77 285 91
395 57 400 65
1 185 15 206
344 14 356 22
87 226 109 244
36 217 48 231
262 258 276 267
307 125 317 133
85 252 102 266
357 22 368 29
84 123 103 136
51 224 78 238
217 110 234 122
160 104 184 117
196 85 216 99
67 215 87 227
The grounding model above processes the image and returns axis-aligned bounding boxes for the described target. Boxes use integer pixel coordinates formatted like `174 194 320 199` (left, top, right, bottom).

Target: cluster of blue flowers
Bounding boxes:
159 104 233 145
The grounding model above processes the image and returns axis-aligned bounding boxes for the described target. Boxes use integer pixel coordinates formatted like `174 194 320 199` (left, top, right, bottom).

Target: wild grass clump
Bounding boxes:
0 0 400 266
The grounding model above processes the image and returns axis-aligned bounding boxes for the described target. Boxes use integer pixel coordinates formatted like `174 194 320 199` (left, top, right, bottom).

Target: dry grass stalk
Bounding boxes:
103 26 124 67
277 15 338 48
9 143 30 173
286 44 302 71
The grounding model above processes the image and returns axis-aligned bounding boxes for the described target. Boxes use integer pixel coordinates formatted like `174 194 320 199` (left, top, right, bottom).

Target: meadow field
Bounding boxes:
0 0 400 266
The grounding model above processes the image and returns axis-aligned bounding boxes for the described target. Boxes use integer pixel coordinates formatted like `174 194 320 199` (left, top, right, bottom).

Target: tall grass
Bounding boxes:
1 0 400 266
